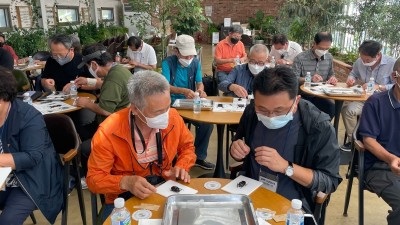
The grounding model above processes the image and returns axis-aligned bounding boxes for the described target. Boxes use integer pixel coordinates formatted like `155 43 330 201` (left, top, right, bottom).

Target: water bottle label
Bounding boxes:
111 216 130 225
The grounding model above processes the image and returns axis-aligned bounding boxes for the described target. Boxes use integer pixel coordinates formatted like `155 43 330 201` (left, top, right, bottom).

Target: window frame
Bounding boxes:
0 5 12 32
56 5 80 25
100 7 114 22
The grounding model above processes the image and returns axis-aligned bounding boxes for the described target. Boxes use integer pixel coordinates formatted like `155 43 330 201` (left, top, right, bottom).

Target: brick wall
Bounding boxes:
333 59 352 82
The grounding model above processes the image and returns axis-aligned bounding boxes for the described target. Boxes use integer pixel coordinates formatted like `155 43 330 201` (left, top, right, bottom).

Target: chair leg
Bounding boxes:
359 151 364 225
74 158 87 225
343 134 347 145
91 192 98 225
62 163 70 225
225 125 230 170
343 151 356 216
30 212 37 224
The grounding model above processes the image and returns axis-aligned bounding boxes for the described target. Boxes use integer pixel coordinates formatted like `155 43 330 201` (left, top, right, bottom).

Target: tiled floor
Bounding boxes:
23 44 390 225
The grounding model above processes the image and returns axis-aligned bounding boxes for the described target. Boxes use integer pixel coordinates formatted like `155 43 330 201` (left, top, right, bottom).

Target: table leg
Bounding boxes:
213 124 226 178
333 100 344 138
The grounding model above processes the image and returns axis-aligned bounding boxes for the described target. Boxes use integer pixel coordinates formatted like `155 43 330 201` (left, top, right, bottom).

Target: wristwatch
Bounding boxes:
285 161 294 177
378 85 383 91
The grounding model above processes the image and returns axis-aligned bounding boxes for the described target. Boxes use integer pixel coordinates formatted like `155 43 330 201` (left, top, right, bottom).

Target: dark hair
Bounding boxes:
49 34 73 49
358 40 382 57
229 25 243 34
71 34 82 54
127 36 142 49
0 32 5 40
82 43 113 66
272 34 288 45
0 66 18 102
253 66 298 99
314 32 332 44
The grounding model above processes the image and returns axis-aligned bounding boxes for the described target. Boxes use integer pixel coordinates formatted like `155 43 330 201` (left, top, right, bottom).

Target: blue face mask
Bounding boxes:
256 100 296 129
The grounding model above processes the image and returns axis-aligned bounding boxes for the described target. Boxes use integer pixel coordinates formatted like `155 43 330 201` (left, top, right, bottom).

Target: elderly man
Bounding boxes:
269 34 302 66
162 34 214 170
87 71 196 222
218 44 269 98
358 58 400 225
230 67 341 217
340 40 395 151
122 36 157 73
293 32 338 119
214 25 248 84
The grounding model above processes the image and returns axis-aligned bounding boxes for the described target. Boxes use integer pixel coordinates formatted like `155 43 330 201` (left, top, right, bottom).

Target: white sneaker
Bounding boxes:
80 177 88 190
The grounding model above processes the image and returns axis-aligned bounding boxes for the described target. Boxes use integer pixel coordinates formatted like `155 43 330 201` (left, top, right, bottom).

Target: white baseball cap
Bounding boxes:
175 35 197 56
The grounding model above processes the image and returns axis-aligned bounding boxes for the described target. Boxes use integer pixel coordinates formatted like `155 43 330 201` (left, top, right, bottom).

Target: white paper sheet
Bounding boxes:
32 101 76 115
0 167 12 188
138 219 162 225
156 180 198 198
257 217 272 225
221 175 262 195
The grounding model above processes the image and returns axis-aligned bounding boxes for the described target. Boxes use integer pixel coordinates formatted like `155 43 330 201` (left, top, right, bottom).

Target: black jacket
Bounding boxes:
234 99 342 212
2 99 64 223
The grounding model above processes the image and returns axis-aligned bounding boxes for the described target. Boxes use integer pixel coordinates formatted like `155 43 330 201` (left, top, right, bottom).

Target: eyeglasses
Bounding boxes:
393 71 400 78
248 60 267 66
51 50 70 60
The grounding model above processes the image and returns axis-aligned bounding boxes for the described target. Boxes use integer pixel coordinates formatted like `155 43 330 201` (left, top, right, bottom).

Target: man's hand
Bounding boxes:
43 79 56 90
312 74 323 82
197 89 207 98
120 176 157 200
62 82 72 94
121 58 130 64
390 158 400 176
231 139 250 161
184 89 196 99
346 77 355 87
276 59 286 65
74 77 88 88
129 60 140 66
163 166 191 183
326 76 338 85
231 84 248 98
75 97 91 108
254 146 288 173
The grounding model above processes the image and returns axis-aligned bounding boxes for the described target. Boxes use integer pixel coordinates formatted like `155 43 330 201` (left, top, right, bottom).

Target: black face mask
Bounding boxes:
230 37 239 44
0 42 4 47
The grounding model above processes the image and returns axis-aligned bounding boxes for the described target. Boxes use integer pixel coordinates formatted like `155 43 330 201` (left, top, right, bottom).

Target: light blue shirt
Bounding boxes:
348 55 395 90
162 60 202 103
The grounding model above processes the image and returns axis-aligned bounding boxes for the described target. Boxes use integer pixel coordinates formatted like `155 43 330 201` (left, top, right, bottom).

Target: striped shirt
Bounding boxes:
292 49 335 81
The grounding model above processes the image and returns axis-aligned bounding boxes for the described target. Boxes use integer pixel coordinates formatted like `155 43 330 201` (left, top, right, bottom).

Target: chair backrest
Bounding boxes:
241 34 253 48
12 69 31 92
44 114 81 155
32 51 51 61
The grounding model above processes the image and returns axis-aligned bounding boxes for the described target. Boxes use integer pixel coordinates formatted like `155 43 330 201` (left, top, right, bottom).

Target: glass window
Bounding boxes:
0 6 11 31
57 6 79 24
101 8 114 21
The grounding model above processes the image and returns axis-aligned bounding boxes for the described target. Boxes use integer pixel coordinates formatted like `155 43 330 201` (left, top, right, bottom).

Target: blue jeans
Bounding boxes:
0 187 37 224
191 121 213 160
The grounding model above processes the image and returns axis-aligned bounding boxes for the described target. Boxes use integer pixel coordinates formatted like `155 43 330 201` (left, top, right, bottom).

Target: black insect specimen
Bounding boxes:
170 186 182 193
237 180 247 188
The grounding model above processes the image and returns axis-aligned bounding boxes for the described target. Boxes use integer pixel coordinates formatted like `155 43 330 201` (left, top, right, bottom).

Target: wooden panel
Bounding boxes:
16 6 32 28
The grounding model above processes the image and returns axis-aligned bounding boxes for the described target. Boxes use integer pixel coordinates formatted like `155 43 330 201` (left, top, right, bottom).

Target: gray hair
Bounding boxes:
394 58 400 72
49 34 73 49
127 70 170 109
249 44 269 57
229 25 243 34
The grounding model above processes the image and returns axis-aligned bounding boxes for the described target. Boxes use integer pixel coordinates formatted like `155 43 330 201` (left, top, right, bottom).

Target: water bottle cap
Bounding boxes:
370 77 374 81
70 81 75 84
23 92 30 96
291 199 302 209
114 197 125 208
195 92 200 96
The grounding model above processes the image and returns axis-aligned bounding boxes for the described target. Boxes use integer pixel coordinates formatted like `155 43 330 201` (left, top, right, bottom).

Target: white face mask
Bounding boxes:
179 58 193 67
248 63 264 75
139 109 169 129
362 59 377 67
88 64 99 78
277 49 286 55
256 100 296 129
314 49 328 57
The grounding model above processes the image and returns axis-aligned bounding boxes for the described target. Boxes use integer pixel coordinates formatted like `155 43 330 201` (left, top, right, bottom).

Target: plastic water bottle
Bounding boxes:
28 56 34 66
193 92 201 114
23 92 32 105
110 198 131 225
69 81 78 99
270 56 276 68
304 72 312 89
366 77 375 95
235 55 241 66
115 52 121 64
286 199 304 225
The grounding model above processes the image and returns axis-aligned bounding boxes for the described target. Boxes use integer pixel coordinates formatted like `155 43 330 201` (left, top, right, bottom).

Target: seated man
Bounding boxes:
358 60 400 225
340 40 395 151
269 34 302 66
122 36 157 73
87 71 196 222
293 32 338 119
218 44 269 98
214 25 247 84
162 34 214 170
230 67 341 213
0 32 18 63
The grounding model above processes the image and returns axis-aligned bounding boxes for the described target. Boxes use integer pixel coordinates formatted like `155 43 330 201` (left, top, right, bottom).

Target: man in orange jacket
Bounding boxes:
87 70 196 222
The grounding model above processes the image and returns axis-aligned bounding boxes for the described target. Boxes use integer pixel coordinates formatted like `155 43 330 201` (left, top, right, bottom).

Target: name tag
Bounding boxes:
259 170 279 193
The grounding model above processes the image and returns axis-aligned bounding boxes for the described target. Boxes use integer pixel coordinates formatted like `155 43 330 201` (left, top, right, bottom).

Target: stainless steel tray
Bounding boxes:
162 194 258 225
172 99 213 111
322 88 363 97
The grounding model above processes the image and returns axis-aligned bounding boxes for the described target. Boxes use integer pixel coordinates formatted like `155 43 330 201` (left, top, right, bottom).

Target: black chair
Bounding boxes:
225 125 237 169
44 114 87 225
343 120 367 225
91 192 105 225
241 34 253 48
